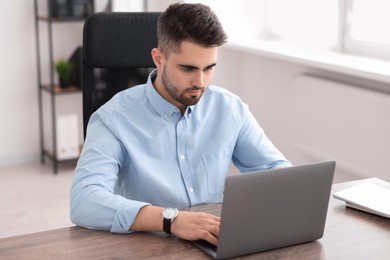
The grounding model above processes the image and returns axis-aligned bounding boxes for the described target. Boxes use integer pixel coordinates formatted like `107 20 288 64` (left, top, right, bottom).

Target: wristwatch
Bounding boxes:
162 208 178 234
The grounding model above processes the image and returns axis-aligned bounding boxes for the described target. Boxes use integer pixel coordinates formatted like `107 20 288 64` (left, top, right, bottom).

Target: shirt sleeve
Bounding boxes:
70 112 150 233
232 104 292 172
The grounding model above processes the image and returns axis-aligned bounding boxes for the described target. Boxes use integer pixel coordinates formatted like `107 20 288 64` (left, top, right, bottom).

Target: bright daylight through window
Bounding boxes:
188 0 390 61
344 0 390 60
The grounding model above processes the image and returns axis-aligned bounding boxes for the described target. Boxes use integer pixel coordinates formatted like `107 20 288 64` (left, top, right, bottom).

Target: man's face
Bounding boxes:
155 41 218 111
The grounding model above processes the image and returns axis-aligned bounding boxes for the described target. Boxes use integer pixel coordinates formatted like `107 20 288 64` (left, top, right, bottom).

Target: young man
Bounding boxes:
70 3 291 246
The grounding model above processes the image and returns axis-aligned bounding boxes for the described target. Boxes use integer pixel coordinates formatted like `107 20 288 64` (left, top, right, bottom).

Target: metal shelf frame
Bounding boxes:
34 0 90 173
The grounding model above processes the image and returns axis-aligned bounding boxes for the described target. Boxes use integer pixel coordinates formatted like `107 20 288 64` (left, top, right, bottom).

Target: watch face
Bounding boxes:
163 208 178 219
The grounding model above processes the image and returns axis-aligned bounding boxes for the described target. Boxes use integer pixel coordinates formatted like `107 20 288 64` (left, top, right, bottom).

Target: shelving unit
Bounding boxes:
34 0 93 174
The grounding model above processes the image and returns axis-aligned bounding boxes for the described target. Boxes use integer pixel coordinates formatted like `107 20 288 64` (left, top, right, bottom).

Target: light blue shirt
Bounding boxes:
70 70 291 233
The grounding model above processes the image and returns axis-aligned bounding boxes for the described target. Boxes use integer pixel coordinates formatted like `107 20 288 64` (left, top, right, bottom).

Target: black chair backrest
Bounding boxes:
82 12 161 137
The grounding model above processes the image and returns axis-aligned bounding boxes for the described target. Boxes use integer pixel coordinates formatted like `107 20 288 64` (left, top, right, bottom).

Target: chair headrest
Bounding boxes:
83 12 160 69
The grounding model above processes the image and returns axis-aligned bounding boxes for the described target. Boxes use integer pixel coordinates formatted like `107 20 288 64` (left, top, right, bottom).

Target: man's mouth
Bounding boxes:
187 87 203 94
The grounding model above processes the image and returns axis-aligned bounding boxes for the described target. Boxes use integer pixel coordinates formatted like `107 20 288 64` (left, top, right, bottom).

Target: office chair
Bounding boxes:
82 12 161 137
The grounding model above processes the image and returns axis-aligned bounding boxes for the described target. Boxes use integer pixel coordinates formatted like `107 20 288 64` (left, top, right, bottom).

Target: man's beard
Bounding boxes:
162 65 206 107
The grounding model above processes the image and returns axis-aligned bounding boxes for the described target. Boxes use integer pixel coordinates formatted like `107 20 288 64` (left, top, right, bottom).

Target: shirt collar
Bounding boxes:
146 69 195 120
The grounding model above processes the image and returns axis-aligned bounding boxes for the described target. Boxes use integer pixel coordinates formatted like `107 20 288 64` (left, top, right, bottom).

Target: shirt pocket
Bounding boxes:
201 146 233 195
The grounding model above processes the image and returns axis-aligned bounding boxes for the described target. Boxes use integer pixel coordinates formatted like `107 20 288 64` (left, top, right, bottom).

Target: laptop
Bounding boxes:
192 161 335 259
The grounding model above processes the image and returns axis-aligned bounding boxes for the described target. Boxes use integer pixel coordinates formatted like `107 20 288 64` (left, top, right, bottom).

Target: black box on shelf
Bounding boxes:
48 0 94 18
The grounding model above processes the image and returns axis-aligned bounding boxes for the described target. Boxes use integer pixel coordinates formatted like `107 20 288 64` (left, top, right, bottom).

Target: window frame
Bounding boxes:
340 0 390 60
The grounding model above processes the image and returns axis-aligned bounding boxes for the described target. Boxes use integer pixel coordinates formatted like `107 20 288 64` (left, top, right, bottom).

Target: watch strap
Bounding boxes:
163 218 172 234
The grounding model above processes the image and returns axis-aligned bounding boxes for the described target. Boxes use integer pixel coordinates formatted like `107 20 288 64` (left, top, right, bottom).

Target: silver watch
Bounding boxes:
162 208 178 234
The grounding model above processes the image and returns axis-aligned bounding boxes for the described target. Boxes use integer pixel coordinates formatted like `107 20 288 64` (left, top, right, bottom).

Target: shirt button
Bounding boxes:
189 188 194 193
180 154 185 160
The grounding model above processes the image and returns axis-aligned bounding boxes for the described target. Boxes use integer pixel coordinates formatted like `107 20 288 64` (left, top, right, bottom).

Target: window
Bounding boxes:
186 0 338 49
185 0 390 60
342 0 390 60
95 0 145 12
264 0 338 49
184 0 265 40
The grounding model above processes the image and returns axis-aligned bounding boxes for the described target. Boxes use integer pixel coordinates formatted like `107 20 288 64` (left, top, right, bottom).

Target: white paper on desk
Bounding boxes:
333 181 390 218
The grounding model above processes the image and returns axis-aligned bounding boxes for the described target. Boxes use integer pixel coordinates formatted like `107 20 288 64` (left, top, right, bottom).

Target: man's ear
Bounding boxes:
151 48 164 69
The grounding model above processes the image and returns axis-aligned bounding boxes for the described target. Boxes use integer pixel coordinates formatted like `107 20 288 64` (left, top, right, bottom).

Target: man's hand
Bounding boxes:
171 211 220 246
130 205 220 246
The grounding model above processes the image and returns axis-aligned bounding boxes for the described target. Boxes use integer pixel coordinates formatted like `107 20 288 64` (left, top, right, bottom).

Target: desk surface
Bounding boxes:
1 179 390 259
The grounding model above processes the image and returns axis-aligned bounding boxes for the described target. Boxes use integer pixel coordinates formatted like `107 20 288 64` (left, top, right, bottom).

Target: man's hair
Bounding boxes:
157 3 227 56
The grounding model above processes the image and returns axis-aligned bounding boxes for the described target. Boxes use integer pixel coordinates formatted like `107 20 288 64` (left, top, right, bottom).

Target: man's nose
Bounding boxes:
191 71 205 88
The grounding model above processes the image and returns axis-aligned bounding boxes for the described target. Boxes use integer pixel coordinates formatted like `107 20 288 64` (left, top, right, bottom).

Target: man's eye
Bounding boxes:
182 67 194 72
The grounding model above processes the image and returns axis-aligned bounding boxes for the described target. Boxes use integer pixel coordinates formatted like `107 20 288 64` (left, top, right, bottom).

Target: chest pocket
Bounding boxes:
201 146 233 195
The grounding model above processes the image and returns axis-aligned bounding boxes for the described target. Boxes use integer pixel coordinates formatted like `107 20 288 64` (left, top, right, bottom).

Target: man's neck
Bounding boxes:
152 77 187 116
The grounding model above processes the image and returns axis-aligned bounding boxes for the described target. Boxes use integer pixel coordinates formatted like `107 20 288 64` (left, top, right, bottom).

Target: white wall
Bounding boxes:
213 46 390 182
0 1 40 165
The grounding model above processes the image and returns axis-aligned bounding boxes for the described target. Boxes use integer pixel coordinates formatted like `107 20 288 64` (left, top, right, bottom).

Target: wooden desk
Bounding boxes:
1 179 390 259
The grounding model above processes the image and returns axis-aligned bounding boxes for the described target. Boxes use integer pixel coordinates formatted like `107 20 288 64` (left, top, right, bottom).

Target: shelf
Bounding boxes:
41 84 81 94
43 148 81 163
35 0 90 174
37 16 88 22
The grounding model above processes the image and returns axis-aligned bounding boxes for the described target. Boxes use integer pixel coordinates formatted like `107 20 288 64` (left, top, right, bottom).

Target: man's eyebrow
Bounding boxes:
205 63 217 69
179 64 198 70
179 63 217 70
